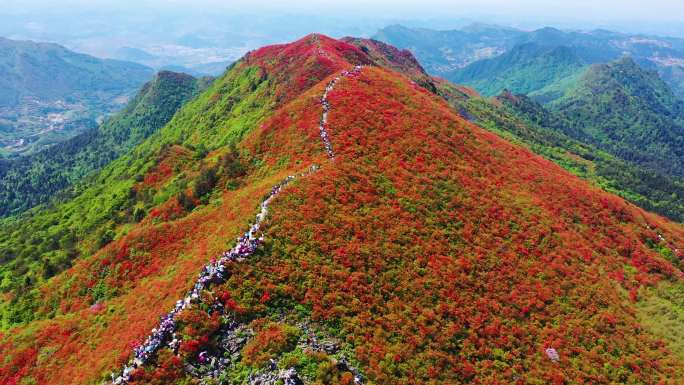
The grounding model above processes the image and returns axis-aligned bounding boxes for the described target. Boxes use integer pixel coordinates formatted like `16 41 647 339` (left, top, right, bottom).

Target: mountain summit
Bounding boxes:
1 34 684 385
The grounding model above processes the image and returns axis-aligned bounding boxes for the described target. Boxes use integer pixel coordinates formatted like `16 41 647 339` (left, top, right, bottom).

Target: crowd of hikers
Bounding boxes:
108 66 364 385
319 65 363 159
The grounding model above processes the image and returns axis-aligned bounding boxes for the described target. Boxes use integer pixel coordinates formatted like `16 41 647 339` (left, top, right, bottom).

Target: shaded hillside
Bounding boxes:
446 43 587 96
548 57 684 177
0 71 209 217
1 35 684 385
0 37 154 156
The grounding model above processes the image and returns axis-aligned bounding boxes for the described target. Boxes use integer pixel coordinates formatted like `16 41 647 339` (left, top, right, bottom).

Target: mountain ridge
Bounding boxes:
446 42 587 96
547 57 684 177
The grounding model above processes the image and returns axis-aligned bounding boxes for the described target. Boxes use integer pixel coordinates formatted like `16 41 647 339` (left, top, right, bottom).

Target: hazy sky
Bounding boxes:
3 0 684 67
4 0 684 23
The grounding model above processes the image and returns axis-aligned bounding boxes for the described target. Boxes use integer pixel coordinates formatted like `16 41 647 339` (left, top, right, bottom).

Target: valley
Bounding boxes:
0 37 154 156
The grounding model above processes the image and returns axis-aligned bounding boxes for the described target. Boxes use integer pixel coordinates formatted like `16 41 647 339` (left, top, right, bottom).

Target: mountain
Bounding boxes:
115 46 159 62
546 57 684 178
1 34 684 385
0 71 210 217
446 43 587 97
160 61 234 77
374 24 684 98
0 37 154 156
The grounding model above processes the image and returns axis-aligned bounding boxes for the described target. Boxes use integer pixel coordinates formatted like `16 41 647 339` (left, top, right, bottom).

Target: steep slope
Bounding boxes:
547 57 684 177
445 43 587 97
0 71 209 217
0 34 370 330
1 35 684 385
0 37 154 156
390 36 684 220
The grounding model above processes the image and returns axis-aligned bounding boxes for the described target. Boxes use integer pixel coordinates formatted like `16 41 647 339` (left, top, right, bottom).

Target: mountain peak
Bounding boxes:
533 26 564 34
155 69 196 81
552 55 684 176
245 33 370 67
610 55 641 69
341 37 437 91
242 33 372 103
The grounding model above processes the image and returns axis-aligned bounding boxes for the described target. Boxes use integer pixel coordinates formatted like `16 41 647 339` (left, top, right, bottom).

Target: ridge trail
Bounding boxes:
108 66 364 385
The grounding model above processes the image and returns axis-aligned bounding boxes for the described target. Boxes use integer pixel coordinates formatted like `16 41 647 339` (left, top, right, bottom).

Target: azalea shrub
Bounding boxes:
241 322 301 367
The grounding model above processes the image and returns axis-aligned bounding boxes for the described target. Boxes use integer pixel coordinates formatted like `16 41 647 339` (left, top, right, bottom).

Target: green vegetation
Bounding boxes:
547 57 684 178
0 62 273 328
0 71 209 217
1 33 684 385
373 24 684 97
447 43 587 97
636 280 684 361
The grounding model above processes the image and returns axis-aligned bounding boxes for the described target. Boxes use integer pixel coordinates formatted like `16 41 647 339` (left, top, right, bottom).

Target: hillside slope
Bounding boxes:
1 35 684 385
0 37 154 156
0 71 209 217
547 57 684 177
343 45 684 222
446 43 587 97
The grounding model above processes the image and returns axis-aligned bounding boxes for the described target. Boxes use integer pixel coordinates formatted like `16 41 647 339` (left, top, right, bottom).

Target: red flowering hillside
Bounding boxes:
341 37 436 91
243 33 372 103
1 34 684 385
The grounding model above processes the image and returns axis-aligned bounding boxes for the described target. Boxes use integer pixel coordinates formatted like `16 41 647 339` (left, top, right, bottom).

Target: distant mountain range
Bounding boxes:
0 37 154 156
447 43 587 97
374 24 684 98
450 52 684 180
114 45 233 77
